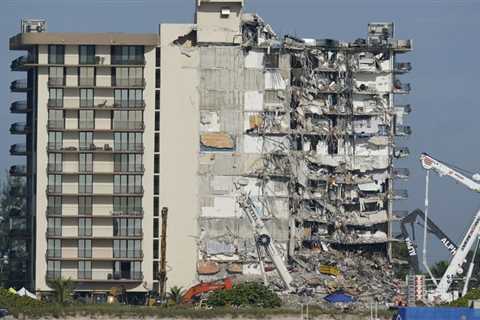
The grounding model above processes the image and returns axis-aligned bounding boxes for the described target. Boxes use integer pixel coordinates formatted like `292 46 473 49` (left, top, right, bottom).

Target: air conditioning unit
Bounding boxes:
221 8 231 17
21 19 47 33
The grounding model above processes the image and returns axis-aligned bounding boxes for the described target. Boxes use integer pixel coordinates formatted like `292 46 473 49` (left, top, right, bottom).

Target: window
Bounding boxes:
79 45 95 64
113 239 142 258
79 67 95 86
47 196 62 216
48 132 63 150
79 153 93 172
153 218 159 238
47 260 61 279
114 89 143 108
47 217 62 236
114 154 143 172
48 174 62 193
48 45 65 64
153 239 159 259
78 239 91 258
264 53 280 69
155 48 160 67
153 261 159 280
48 153 62 172
78 261 92 280
79 110 94 129
114 175 142 194
112 67 143 87
113 132 142 151
47 239 61 258
113 197 142 215
79 175 93 194
154 155 159 174
113 110 143 130
49 88 63 107
48 109 64 129
155 112 160 131
155 69 160 88
79 196 92 215
153 197 159 217
79 218 92 236
113 218 142 236
111 46 144 65
79 132 93 150
48 67 64 86
80 89 94 108
155 90 160 110
154 176 159 195
154 133 159 153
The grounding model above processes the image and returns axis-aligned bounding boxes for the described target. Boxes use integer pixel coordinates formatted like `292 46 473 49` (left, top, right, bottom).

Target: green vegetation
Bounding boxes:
48 277 74 304
449 288 480 307
206 282 281 308
168 285 185 304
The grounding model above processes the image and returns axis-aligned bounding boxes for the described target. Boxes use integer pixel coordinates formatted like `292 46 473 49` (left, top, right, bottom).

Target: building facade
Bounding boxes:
9 0 411 297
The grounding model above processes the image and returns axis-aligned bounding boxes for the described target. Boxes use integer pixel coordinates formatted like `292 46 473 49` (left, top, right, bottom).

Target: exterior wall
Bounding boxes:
196 1 242 44
159 24 199 289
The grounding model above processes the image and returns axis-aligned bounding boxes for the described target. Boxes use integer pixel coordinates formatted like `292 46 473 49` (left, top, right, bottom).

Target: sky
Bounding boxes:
2 0 480 265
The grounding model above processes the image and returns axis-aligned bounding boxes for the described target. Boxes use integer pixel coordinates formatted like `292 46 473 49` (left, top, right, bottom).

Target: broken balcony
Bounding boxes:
390 189 408 200
394 104 411 115
394 62 412 74
10 100 30 113
394 147 410 158
393 81 411 94
395 125 412 136
392 167 409 179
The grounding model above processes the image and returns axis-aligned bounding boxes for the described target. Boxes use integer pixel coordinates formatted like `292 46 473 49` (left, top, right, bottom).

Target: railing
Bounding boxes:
47 185 62 194
394 62 412 73
46 228 62 237
78 229 93 237
395 125 412 136
111 57 145 65
394 147 410 159
392 168 410 178
112 121 144 130
113 100 145 108
113 165 145 173
47 120 65 130
114 229 143 238
11 55 35 70
391 189 408 199
79 165 94 173
112 209 143 216
47 143 63 151
9 165 27 176
113 143 144 152
113 250 144 259
79 100 94 108
79 186 93 194
113 186 144 194
10 79 29 91
10 101 29 113
393 81 411 93
394 104 411 114
47 99 64 108
48 78 65 87
79 208 93 215
46 206 62 216
46 271 61 280
46 249 61 258
47 163 63 172
77 271 92 280
112 78 145 87
78 121 95 130
78 249 92 258
10 144 27 155
10 122 28 134
79 77 95 86
80 56 96 65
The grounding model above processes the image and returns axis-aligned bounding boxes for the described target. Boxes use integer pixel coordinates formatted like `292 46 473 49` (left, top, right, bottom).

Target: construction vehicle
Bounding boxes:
181 278 233 304
420 153 480 302
236 187 294 291
398 208 458 273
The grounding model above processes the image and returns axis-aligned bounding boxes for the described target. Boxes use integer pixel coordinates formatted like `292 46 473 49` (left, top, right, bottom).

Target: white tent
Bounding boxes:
16 287 37 300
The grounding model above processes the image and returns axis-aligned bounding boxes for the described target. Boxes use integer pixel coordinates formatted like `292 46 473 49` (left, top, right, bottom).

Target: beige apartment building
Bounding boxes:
9 0 411 299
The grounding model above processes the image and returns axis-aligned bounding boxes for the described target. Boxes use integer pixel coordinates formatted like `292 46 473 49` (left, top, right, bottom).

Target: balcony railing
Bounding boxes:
9 165 27 176
46 228 62 237
113 143 144 152
113 100 145 108
10 101 29 113
10 144 27 156
11 55 35 71
78 121 95 130
46 271 61 280
114 229 143 238
112 78 145 88
79 77 95 86
391 189 408 200
47 120 65 130
10 79 29 92
79 186 93 194
392 168 410 179
113 250 144 259
47 99 64 108
113 186 144 195
46 249 61 258
395 125 412 136
112 121 144 130
112 208 143 216
113 165 145 173
10 122 28 135
79 100 94 108
111 56 145 65
47 163 63 172
393 81 411 94
47 185 62 194
48 77 65 87
46 206 62 216
47 142 63 151
78 271 92 280
394 147 410 159
78 249 92 258
394 104 411 114
394 62 412 73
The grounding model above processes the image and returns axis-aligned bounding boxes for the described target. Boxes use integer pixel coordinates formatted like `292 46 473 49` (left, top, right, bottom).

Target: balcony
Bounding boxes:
112 78 145 88
11 55 35 71
113 100 146 109
78 121 95 130
10 144 27 156
10 101 30 114
47 163 63 173
46 228 62 237
392 168 410 179
394 62 412 74
390 39 412 52
112 209 143 217
79 77 95 87
112 121 144 131
10 79 30 92
9 165 27 177
10 122 28 135
47 99 64 108
47 142 63 152
79 100 94 108
111 56 145 66
113 143 144 153
395 125 412 137
48 77 65 87
113 250 144 259
394 104 411 115
394 147 410 159
46 271 61 280
113 165 145 173
75 271 143 282
46 206 62 216
47 120 65 130
393 81 411 94
46 249 62 258
113 186 144 195
47 185 62 194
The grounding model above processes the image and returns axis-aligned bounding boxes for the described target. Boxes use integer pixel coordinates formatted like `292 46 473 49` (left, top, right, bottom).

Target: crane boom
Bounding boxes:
420 153 480 193
237 192 293 291
420 152 480 301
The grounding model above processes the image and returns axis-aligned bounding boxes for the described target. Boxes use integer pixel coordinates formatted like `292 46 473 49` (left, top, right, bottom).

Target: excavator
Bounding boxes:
419 153 480 302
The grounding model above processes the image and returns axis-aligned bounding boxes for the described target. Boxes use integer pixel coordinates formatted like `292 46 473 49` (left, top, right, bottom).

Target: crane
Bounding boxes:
236 188 293 291
420 153 480 302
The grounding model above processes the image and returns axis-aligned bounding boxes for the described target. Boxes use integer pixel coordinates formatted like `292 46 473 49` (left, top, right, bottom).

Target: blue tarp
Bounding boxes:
395 307 480 320
324 292 354 303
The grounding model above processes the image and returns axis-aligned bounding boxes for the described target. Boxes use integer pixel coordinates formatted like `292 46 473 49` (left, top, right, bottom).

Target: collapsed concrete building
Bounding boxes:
196 0 411 299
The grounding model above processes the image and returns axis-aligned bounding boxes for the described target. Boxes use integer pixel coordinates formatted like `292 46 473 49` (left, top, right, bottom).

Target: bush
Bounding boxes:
0 288 46 316
206 282 281 308
449 288 480 307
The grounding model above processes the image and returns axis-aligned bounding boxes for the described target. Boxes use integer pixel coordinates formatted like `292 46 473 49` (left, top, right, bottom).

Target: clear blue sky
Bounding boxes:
2 0 480 264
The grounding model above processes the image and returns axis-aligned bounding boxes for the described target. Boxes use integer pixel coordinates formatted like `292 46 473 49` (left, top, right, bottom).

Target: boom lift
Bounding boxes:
236 188 294 291
420 153 480 301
